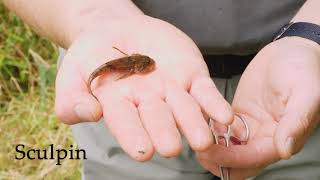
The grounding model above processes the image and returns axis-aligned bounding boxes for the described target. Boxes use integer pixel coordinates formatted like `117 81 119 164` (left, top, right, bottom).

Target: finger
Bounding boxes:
137 94 182 157
274 89 320 159
198 152 263 180
197 137 279 168
165 82 213 151
55 57 102 124
190 76 234 125
98 93 154 161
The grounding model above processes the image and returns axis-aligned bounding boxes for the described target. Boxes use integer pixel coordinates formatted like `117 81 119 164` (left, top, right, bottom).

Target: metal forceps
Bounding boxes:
208 115 250 180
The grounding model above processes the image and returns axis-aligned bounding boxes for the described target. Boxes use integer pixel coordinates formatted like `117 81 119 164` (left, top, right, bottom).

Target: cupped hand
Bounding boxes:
197 37 320 179
55 15 233 161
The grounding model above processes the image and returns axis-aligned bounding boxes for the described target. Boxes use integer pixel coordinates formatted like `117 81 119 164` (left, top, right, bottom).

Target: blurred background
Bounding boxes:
0 3 81 180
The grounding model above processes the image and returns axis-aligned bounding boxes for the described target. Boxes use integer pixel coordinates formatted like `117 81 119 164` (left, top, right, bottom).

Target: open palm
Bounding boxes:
55 15 233 161
197 37 320 179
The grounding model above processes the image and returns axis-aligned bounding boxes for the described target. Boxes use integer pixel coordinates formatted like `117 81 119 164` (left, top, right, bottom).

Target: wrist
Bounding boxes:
272 36 320 54
62 3 144 48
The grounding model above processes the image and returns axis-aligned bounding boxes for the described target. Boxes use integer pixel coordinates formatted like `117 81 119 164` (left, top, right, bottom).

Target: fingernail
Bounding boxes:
285 137 295 158
74 103 95 122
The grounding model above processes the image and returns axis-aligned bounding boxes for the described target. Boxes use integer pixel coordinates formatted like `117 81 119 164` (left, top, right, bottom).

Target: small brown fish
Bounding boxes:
87 47 156 98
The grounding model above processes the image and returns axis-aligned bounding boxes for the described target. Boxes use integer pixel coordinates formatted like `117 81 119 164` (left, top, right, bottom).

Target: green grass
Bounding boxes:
0 3 81 180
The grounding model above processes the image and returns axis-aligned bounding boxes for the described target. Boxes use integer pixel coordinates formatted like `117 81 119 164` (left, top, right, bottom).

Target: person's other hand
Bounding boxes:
55 15 233 161
197 37 320 179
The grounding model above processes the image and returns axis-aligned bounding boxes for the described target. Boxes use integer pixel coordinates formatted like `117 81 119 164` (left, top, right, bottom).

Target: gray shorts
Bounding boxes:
59 49 320 180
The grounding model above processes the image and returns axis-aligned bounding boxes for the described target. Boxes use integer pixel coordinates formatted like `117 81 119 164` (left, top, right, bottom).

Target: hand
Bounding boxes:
197 37 320 179
55 15 233 161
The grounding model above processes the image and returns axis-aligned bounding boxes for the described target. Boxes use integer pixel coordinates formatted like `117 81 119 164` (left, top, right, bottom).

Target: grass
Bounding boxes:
0 3 81 180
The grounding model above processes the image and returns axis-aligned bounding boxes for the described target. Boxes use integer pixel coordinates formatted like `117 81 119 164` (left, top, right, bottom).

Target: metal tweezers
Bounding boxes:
208 116 249 180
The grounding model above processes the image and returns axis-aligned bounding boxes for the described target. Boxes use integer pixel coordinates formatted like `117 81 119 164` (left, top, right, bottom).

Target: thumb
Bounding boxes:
274 91 320 160
55 54 102 124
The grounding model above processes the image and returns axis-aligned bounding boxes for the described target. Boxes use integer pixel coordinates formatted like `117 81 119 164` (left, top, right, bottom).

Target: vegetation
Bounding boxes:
0 4 81 180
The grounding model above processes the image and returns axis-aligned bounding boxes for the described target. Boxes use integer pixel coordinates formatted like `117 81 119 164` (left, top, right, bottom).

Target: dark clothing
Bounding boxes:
134 0 306 55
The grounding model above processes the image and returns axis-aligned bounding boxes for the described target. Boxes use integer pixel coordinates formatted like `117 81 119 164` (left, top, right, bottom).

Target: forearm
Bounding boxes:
292 0 320 24
2 0 143 48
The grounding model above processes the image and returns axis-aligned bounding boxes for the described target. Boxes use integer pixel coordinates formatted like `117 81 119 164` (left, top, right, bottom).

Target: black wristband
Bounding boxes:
273 22 320 45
